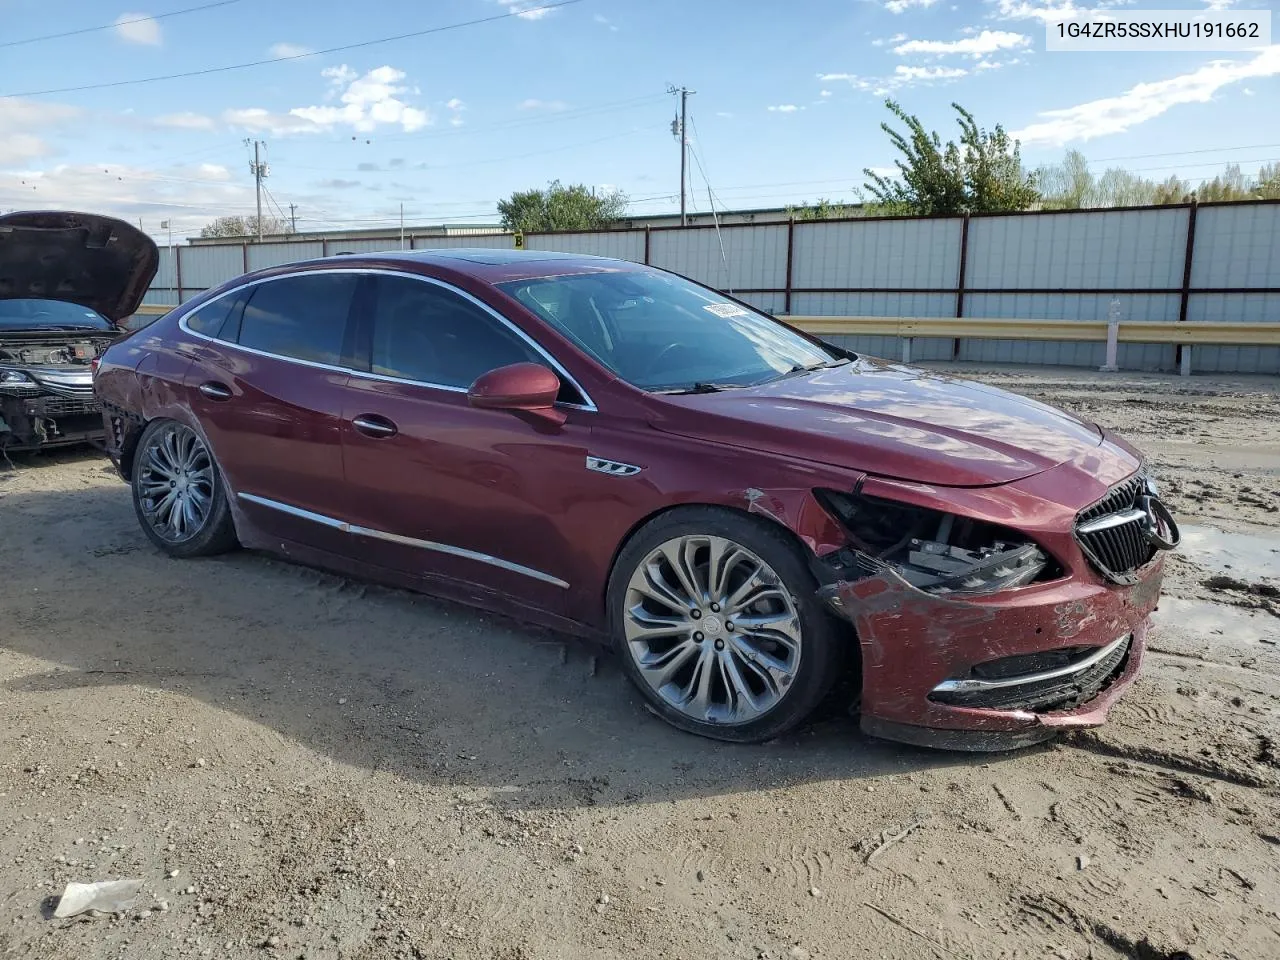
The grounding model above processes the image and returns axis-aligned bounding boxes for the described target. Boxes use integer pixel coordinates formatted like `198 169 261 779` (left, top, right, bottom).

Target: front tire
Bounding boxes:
608 507 844 743
131 419 237 558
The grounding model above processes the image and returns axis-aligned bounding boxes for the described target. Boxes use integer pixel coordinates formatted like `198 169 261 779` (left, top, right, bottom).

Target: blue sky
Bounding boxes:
1 0 1277 240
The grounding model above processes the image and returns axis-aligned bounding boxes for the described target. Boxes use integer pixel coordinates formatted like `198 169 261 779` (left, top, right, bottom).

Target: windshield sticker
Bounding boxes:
703 302 749 318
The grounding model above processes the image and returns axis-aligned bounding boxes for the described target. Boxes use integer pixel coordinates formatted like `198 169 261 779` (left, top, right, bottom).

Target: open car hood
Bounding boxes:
0 211 159 323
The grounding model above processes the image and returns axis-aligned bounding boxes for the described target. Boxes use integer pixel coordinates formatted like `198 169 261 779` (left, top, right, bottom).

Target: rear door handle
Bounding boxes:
352 414 398 439
198 382 232 401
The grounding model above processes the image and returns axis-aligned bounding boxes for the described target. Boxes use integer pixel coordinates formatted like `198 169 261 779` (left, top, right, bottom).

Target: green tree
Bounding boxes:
786 197 860 220
1152 176 1191 205
1255 163 1280 200
861 100 1039 215
1195 164 1253 202
199 215 286 239
1037 149 1094 209
497 180 628 232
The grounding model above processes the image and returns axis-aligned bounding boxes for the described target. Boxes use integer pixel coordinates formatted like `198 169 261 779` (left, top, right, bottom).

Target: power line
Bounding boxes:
0 0 245 49
3 0 584 98
277 124 663 173
1090 142 1280 163
328 93 668 146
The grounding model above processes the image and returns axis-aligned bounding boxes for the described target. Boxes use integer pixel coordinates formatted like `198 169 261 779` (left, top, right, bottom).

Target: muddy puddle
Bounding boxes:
1178 523 1280 582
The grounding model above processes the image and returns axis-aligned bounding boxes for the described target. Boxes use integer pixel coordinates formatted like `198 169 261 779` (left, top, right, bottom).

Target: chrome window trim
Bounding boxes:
930 634 1129 695
238 492 569 589
176 266 597 411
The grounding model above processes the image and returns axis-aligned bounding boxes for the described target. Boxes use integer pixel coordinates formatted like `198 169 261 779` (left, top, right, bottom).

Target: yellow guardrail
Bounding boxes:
786 316 1280 347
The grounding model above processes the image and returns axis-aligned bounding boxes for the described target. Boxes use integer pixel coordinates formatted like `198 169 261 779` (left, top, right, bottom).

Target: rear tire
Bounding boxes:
131 419 237 558
608 506 844 743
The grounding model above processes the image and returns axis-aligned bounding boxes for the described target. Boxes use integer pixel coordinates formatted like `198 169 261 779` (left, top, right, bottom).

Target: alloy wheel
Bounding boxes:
622 535 803 725
136 423 216 543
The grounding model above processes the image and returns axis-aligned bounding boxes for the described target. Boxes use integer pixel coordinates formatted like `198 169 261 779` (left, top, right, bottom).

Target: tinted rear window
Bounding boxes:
238 274 358 365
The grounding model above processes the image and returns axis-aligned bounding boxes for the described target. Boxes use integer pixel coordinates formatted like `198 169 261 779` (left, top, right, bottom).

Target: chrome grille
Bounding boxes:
1074 474 1156 584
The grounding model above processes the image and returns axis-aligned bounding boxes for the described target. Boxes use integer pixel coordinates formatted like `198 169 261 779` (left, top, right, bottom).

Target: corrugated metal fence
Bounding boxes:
145 199 1280 374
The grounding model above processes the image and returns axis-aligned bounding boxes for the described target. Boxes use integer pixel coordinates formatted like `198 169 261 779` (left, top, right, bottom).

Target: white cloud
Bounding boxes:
767 104 803 112
0 162 255 240
895 65 968 81
715 111 734 118
496 0 556 20
227 65 430 136
0 134 51 166
894 30 1030 58
820 89 833 97
989 0 1129 24
269 42 313 59
519 98 568 111
1014 45 1280 145
593 12 618 30
446 98 465 111
114 12 162 45
189 164 231 182
154 112 216 130
222 107 326 136
322 65 358 88
883 0 939 12
819 63 967 95
0 98 80 166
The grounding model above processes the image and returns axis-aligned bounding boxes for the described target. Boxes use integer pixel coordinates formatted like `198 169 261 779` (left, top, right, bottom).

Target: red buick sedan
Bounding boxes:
89 242 1179 749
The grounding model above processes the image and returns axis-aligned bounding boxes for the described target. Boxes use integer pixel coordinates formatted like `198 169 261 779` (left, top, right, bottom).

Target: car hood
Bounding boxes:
648 357 1104 487
0 211 159 323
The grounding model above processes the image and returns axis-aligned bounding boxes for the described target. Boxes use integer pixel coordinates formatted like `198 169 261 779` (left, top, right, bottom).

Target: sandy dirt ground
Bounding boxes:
1 365 1277 960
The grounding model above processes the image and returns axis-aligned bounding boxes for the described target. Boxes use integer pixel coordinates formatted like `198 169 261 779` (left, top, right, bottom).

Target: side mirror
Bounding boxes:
467 362 567 426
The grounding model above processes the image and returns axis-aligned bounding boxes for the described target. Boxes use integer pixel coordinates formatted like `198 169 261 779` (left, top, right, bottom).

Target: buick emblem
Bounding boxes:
1139 495 1180 551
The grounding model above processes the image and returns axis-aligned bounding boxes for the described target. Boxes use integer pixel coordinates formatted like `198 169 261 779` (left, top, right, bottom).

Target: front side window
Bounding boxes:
498 269 839 392
369 275 560 392
238 273 358 365
0 299 113 332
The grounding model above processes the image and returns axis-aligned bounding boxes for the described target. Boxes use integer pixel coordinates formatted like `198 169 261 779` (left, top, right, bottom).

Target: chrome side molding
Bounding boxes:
237 492 569 588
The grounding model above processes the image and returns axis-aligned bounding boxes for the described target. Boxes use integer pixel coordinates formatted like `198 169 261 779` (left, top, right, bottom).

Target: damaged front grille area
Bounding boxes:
1074 473 1157 585
929 635 1132 713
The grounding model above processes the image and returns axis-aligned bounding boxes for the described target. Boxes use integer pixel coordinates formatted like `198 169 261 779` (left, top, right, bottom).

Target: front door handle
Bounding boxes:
352 414 398 439
198 381 232 401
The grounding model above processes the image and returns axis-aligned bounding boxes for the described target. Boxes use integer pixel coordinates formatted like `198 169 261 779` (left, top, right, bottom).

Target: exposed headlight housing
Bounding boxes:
0 369 38 391
816 490 1059 596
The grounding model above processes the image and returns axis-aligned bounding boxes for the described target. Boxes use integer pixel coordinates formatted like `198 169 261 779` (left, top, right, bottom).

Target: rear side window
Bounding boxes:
369 276 569 395
238 273 358 366
185 295 237 338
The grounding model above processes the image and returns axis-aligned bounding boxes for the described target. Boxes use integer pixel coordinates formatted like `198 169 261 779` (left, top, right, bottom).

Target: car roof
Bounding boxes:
317 247 645 284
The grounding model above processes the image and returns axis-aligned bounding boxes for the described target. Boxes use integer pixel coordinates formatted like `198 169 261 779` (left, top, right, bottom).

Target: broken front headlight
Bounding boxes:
0 369 38 394
816 490 1058 596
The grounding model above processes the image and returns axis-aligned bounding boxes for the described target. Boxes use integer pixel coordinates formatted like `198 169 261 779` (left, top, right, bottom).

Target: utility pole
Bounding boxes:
400 202 405 250
246 139 269 241
668 85 695 226
288 203 298 234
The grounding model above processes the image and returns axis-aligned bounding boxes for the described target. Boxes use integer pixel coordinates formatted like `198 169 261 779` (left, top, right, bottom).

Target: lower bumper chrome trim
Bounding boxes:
931 634 1130 695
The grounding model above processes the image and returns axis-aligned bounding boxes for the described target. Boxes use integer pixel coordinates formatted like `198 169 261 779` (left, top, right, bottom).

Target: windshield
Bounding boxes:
0 299 113 332
498 269 840 392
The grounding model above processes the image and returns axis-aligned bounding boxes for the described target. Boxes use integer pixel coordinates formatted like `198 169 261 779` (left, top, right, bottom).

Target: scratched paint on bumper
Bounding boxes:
826 556 1165 748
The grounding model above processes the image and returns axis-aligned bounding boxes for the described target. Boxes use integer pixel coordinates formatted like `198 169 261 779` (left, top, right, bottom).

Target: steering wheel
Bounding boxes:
639 341 692 379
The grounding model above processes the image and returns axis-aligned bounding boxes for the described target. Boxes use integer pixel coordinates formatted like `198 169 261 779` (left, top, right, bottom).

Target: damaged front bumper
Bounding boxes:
0 385 105 450
820 557 1164 752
